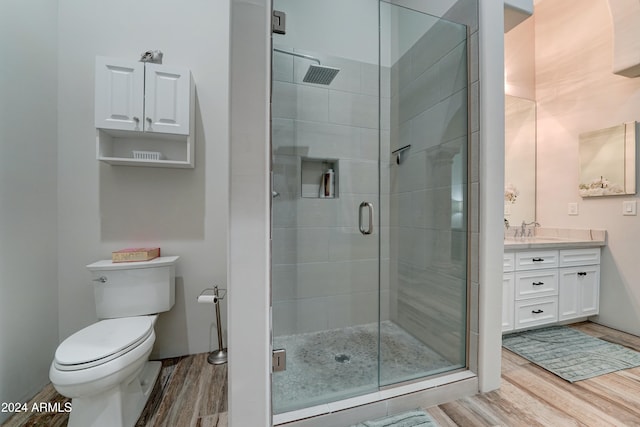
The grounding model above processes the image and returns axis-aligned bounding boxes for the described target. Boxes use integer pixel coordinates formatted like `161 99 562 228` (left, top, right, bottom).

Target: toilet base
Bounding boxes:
66 361 161 427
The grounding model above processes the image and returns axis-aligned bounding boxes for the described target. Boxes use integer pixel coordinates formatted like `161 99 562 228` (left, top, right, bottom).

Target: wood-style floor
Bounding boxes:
425 322 640 427
1 353 227 427
4 321 640 426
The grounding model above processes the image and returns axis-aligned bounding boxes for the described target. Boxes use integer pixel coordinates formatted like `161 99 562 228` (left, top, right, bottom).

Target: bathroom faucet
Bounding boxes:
521 220 540 238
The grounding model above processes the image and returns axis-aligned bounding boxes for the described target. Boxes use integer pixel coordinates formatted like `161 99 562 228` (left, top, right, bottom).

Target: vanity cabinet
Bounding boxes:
503 247 600 333
94 57 195 168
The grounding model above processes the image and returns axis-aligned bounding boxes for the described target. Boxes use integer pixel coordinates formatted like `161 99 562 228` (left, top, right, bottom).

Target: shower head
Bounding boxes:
273 48 340 85
303 64 340 85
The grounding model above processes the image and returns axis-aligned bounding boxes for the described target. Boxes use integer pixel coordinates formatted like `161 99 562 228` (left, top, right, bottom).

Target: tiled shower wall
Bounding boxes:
271 48 391 336
388 18 469 364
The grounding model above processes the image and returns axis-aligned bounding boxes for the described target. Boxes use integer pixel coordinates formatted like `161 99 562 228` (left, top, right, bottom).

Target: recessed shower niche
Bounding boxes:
300 157 339 199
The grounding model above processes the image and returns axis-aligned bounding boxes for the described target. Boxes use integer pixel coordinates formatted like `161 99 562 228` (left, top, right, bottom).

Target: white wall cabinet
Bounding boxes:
503 247 601 333
94 56 195 168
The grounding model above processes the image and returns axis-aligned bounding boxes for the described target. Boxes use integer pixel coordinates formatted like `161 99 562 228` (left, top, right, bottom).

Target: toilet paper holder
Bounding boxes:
197 286 227 365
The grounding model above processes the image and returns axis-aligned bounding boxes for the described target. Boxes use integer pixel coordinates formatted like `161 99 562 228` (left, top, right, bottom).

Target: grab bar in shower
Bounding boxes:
359 202 374 235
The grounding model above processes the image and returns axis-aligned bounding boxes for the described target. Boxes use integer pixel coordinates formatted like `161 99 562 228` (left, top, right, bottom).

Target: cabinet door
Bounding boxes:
95 57 144 132
144 63 191 135
559 268 579 320
559 265 600 320
502 273 515 332
579 265 600 316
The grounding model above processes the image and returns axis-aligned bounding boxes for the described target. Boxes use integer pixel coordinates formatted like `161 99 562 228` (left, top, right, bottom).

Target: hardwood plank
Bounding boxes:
136 356 186 426
473 377 579 426
423 406 460 427
505 363 637 426
439 399 496 427
159 353 208 427
196 362 228 417
196 412 227 427
576 370 640 418
501 347 530 373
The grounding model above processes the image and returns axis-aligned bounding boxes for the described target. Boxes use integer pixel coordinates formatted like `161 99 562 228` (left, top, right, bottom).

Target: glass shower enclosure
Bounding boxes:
271 0 469 415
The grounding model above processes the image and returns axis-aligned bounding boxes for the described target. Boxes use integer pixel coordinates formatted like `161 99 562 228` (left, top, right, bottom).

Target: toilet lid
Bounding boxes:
54 317 153 369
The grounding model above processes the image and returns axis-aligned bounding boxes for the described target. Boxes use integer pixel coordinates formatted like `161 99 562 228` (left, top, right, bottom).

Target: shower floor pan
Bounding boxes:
272 320 455 414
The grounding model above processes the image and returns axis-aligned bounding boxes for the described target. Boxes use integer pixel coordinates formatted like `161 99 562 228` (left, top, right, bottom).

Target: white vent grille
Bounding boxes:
133 150 163 161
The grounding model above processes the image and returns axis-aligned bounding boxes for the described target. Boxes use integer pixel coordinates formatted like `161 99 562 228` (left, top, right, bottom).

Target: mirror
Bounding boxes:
578 122 636 197
505 95 536 226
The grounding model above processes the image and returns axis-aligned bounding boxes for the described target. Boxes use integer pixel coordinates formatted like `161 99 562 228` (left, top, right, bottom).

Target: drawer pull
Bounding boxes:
532 257 544 262
577 272 587 276
531 309 544 314
532 281 544 286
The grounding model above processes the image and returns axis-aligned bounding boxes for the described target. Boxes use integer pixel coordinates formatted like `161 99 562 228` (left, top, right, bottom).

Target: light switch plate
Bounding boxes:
623 200 637 216
568 202 579 216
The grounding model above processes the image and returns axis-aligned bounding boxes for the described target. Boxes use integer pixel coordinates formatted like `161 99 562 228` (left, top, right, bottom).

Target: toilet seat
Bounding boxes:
54 317 153 371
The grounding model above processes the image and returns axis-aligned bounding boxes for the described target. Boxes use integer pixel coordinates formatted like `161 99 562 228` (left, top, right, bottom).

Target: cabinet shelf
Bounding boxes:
96 129 194 168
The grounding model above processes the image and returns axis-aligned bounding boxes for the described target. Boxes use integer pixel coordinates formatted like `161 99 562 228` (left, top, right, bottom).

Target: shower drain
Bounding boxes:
334 354 351 363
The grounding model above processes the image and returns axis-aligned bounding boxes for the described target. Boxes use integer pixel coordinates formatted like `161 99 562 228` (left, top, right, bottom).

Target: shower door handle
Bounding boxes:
359 202 374 235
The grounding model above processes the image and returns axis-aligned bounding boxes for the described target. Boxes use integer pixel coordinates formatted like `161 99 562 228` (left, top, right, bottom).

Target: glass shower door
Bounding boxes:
270 0 382 413
271 0 470 415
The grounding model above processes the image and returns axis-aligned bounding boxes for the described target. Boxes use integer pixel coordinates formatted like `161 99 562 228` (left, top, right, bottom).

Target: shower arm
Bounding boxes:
273 48 321 65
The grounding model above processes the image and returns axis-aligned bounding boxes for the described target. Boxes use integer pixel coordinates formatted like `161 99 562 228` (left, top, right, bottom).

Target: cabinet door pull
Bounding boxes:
532 257 544 262
577 272 587 276
532 281 544 286
531 309 544 314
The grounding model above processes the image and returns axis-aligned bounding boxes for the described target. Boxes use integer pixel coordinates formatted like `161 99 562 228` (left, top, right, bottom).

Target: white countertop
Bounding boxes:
504 227 606 250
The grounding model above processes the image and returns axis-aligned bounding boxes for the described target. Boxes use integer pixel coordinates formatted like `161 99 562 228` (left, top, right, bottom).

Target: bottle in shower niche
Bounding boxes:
320 168 334 198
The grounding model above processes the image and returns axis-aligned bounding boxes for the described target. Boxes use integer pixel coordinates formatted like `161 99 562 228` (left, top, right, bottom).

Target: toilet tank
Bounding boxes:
86 256 179 319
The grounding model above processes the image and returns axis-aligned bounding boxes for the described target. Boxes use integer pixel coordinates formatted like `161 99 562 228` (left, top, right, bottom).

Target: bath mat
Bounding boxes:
351 409 438 427
502 326 640 382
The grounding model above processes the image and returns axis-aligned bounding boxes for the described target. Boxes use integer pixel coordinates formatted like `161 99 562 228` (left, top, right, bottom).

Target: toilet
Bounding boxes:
49 256 179 427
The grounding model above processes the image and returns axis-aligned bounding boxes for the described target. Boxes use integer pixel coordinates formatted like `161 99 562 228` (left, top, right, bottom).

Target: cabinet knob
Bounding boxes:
146 117 152 123
133 116 139 123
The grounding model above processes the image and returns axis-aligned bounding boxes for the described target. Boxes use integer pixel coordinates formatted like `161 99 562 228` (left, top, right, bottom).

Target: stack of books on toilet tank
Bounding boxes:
112 247 160 263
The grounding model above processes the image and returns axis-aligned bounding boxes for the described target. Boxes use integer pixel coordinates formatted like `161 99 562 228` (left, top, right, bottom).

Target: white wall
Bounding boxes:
228 0 272 425
478 0 505 393
56 0 229 358
0 1 59 422
274 0 379 65
534 0 640 335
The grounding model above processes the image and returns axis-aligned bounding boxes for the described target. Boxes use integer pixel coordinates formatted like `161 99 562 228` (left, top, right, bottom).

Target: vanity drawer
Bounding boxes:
515 269 558 300
560 248 600 267
504 252 515 272
516 250 559 270
515 297 558 330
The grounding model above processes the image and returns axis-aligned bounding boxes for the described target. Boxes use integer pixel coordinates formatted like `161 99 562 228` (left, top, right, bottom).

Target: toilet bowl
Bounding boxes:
50 316 160 427
50 256 178 427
